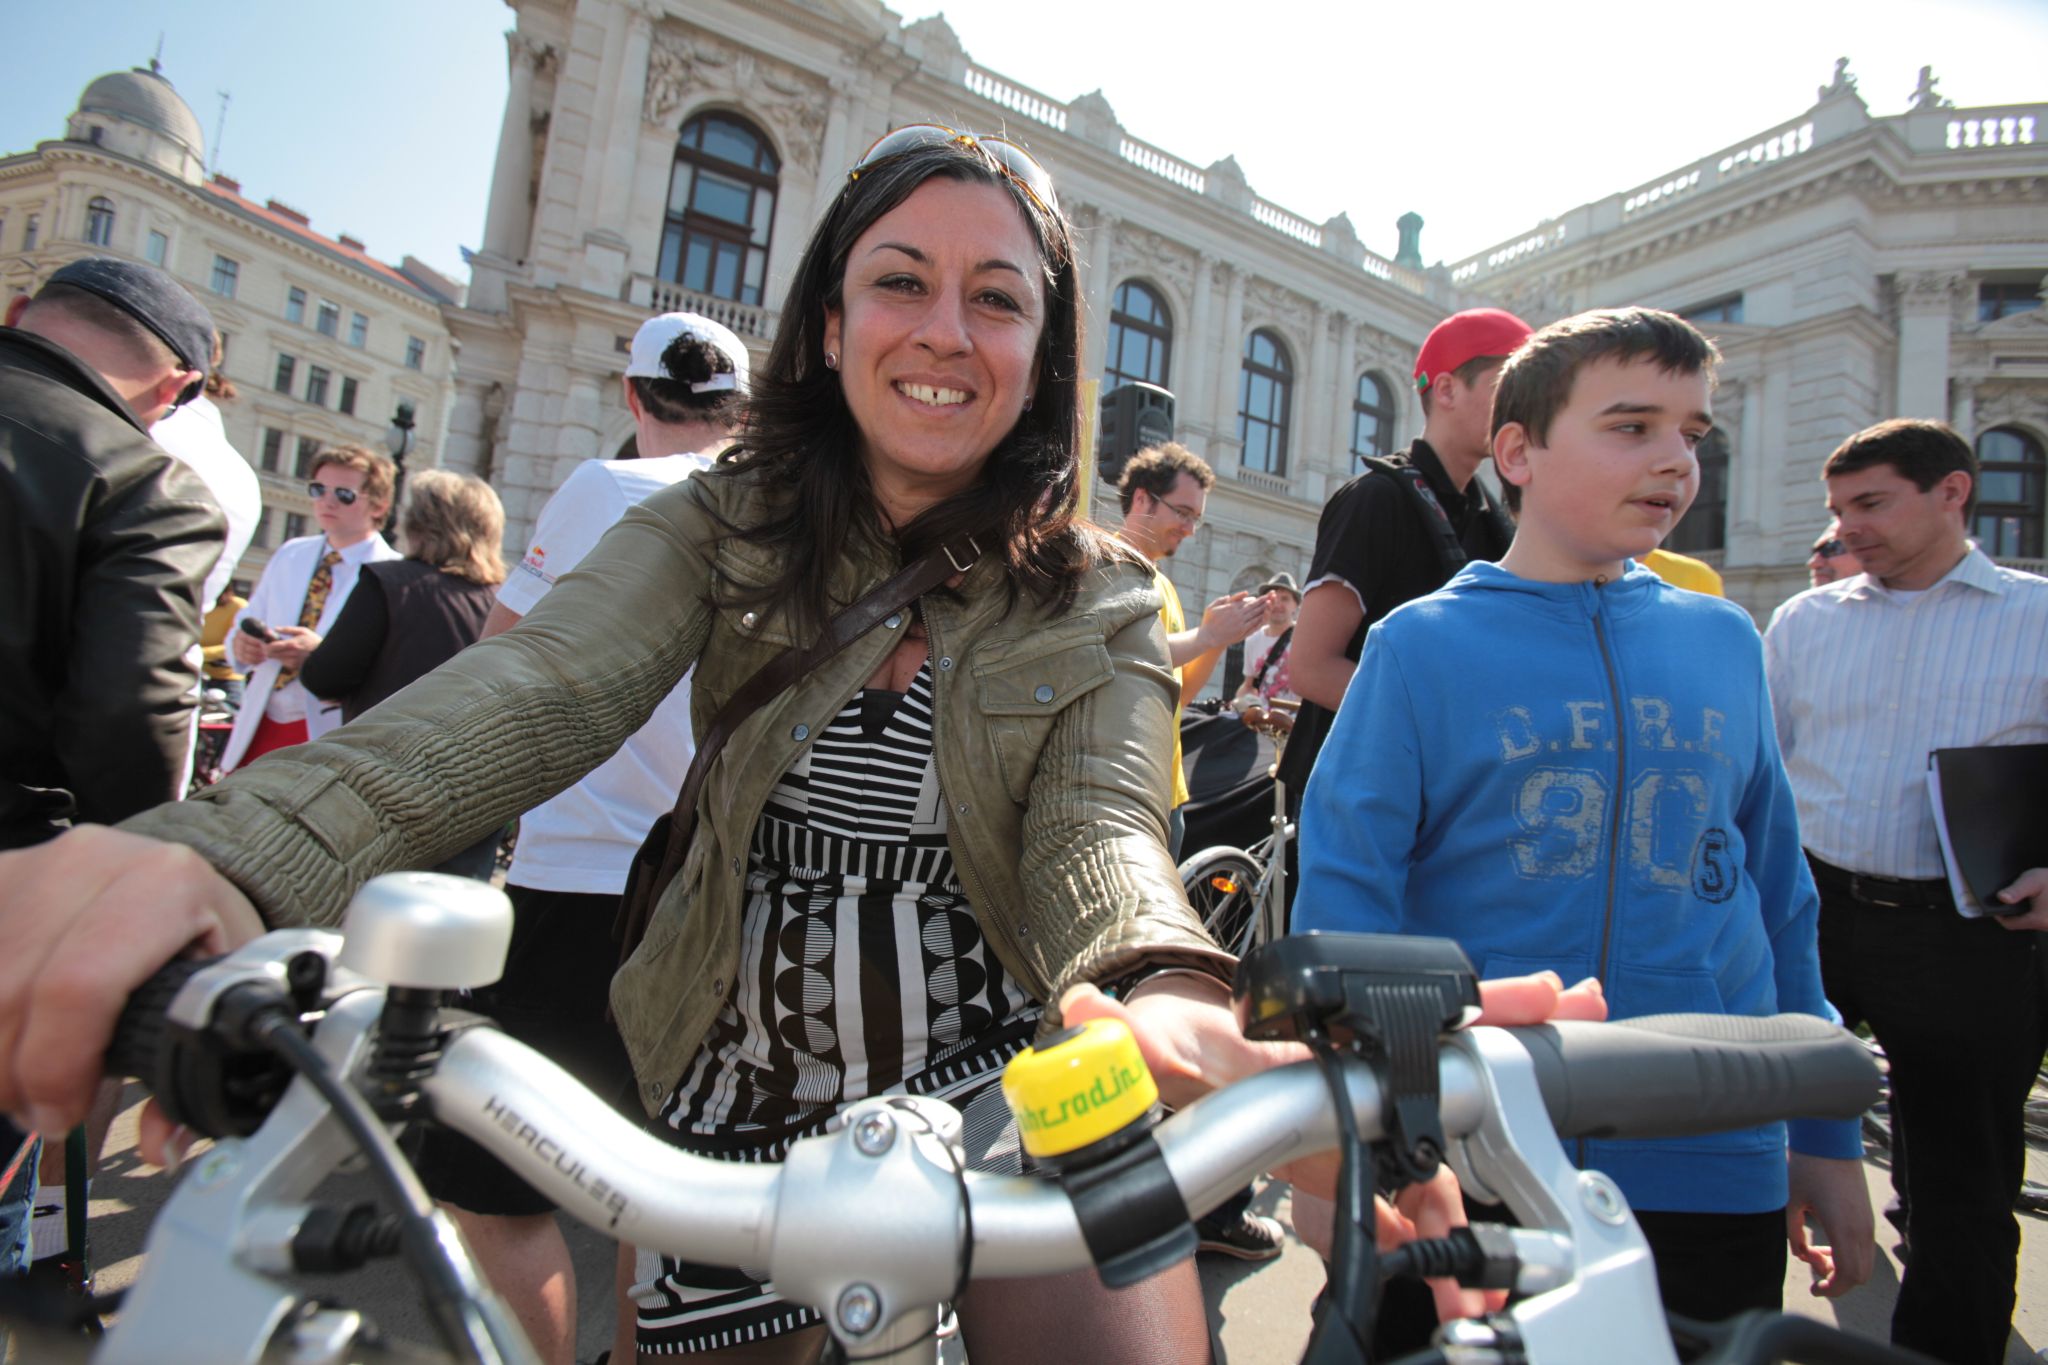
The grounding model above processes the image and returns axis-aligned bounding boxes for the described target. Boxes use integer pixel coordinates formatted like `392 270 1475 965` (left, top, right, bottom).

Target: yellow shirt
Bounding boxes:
1152 566 1191 809
1642 548 1724 597
202 593 247 681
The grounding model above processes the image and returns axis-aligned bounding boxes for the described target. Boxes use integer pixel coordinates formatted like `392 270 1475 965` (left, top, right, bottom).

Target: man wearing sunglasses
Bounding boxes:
221 445 399 772
1807 523 1862 588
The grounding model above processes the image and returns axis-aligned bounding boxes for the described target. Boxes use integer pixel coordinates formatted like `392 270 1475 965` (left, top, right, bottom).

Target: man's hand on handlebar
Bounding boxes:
0 826 262 1140
1060 969 1607 1326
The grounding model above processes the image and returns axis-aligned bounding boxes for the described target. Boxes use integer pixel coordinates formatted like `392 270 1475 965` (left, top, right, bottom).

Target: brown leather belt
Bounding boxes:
1807 852 1952 911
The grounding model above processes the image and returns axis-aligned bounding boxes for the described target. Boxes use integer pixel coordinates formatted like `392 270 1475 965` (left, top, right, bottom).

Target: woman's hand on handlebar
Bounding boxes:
0 826 262 1139
1059 970 1605 1326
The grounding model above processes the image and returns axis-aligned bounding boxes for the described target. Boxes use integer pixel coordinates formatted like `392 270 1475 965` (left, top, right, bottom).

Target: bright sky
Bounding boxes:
5 1 2042 283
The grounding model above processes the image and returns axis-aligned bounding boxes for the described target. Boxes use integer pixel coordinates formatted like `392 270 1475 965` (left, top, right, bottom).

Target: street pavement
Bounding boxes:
60 1087 2048 1362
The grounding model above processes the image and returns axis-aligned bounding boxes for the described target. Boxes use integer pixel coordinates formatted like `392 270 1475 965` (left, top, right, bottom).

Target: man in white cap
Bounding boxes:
411 312 748 1364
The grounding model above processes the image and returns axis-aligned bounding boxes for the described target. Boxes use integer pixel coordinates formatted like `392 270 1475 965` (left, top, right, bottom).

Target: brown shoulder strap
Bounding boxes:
623 532 983 941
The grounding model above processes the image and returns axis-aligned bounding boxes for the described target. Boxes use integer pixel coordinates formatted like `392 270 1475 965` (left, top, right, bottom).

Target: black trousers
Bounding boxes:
1815 872 2046 1364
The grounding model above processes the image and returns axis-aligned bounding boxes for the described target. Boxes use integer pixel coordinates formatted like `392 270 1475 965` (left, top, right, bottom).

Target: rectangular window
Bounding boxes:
146 229 168 266
404 335 426 371
273 353 296 393
306 366 330 407
348 312 368 348
285 287 306 325
24 215 39 250
315 300 340 338
1680 294 1744 325
294 436 322 479
1979 281 2044 322
283 513 308 542
210 254 239 297
249 512 271 550
338 376 359 416
260 427 284 472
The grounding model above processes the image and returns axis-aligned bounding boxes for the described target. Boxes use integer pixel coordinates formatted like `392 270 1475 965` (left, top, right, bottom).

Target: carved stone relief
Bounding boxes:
643 26 828 172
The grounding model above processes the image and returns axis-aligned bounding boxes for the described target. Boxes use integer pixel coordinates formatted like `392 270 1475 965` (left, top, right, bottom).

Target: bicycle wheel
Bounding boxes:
1180 847 1264 958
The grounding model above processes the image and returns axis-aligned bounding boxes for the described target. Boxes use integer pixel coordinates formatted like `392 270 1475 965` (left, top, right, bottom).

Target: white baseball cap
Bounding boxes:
625 312 750 393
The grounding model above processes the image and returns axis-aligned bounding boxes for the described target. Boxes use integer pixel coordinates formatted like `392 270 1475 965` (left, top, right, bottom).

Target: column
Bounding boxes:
1893 271 1959 420
1084 209 1117 384
580 1 656 296
1304 302 1331 478
480 33 540 262
1950 379 1976 442
1183 253 1214 436
1329 315 1356 463
817 80 858 196
1210 264 1246 449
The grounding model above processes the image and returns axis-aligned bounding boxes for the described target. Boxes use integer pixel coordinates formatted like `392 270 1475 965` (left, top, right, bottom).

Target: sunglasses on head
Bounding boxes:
1811 537 1847 559
847 124 1057 216
308 481 359 506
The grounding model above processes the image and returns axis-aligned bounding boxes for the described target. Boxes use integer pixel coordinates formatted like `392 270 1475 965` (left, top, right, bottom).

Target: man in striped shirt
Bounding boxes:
1764 418 2048 1365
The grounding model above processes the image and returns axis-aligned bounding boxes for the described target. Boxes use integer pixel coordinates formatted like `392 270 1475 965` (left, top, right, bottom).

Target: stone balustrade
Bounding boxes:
965 66 1068 132
627 275 779 338
1119 136 1206 193
1939 106 2040 151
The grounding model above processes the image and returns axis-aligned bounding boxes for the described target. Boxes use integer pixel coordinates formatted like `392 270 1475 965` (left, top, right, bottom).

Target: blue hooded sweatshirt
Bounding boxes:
1295 560 1862 1214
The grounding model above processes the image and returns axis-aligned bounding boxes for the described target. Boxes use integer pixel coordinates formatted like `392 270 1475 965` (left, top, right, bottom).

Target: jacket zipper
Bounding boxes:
921 605 1037 999
1583 583 1627 1169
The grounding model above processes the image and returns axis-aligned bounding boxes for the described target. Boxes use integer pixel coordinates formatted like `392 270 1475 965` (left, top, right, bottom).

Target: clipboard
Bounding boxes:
1926 743 2048 917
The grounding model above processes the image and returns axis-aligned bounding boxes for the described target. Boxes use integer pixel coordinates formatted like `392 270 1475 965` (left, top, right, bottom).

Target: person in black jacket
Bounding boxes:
300 469 507 878
0 258 224 852
0 256 223 1293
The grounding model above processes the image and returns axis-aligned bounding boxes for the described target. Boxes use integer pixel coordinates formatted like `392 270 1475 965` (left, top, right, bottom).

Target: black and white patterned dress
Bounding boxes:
631 661 1041 1354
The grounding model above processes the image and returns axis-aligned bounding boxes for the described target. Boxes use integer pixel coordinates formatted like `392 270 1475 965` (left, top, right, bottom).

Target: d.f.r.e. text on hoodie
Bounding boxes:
1295 559 1862 1214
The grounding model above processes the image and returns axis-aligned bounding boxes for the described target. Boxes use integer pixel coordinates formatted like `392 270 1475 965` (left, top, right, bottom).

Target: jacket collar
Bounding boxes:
0 327 149 434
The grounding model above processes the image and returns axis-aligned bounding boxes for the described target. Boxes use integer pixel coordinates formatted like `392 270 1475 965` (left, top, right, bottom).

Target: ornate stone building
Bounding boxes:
1451 61 2047 610
0 63 462 584
448 0 2045 643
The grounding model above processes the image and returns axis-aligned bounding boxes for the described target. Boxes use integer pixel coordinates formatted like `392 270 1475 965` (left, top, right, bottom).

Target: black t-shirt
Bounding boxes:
1276 439 1514 795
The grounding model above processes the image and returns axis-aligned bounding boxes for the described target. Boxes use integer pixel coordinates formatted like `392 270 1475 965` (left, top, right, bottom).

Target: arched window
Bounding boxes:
84 196 114 247
1350 371 1395 463
659 113 779 306
1974 427 2045 560
1104 281 1171 390
1667 429 1730 554
1237 330 1292 476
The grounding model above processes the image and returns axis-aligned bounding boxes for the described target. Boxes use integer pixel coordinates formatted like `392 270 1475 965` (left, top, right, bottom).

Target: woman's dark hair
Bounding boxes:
722 136 1093 628
629 332 744 427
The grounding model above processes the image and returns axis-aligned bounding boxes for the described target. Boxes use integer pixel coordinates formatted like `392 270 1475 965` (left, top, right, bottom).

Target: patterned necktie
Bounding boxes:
277 550 343 685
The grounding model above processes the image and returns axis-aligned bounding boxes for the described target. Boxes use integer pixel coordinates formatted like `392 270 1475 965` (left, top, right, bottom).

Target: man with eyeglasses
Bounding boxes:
1112 441 1278 1263
221 444 399 772
1807 522 1862 588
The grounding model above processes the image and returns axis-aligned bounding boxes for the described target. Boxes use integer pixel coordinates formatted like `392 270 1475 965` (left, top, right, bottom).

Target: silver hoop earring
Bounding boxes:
1022 396 1033 412
824 350 839 370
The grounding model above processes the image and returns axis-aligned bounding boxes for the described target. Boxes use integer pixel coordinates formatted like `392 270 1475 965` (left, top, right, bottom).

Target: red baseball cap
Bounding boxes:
1413 308 1533 392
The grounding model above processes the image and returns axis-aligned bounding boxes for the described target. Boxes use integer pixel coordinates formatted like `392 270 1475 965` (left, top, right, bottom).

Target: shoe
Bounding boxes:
1195 1208 1285 1261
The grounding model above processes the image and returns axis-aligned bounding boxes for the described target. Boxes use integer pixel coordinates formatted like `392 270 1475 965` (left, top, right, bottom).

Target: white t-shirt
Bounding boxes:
151 394 262 608
500 452 714 894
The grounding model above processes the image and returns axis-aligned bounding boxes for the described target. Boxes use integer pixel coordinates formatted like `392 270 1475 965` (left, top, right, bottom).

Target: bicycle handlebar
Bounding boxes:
89 896 1897 1365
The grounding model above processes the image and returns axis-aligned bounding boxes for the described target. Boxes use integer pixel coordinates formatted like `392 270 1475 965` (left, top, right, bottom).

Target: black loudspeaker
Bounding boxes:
1098 382 1175 486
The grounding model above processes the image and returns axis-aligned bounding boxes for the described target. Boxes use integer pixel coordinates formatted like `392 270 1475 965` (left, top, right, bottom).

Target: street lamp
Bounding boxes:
383 400 416 535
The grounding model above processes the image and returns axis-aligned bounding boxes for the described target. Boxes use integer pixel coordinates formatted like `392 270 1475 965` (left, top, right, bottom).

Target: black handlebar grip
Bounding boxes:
105 957 212 1090
1511 1013 1881 1141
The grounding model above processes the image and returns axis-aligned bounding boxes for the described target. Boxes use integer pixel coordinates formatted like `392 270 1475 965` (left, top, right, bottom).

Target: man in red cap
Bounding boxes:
1278 307 1531 836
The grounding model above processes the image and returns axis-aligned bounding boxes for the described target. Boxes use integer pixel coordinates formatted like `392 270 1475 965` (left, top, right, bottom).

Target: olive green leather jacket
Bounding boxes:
126 465 1233 1112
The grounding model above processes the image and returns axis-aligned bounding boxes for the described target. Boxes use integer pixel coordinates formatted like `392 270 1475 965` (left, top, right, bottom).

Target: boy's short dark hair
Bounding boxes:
1418 354 1504 417
1492 308 1721 446
1822 419 1977 514
1117 442 1214 515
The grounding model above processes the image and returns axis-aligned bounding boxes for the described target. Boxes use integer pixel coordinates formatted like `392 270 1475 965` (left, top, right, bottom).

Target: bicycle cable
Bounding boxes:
1301 1032 1375 1365
251 1008 511 1365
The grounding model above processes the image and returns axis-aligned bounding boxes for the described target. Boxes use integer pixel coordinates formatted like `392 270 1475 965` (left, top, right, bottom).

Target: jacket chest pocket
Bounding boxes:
700 541 803 711
972 616 1115 804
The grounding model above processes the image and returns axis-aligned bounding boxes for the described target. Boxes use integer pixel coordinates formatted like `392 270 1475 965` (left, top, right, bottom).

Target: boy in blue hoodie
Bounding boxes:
1294 308 1873 1324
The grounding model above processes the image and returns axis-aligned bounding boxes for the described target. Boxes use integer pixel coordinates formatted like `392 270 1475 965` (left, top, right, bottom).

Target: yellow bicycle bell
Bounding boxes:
1002 1017 1160 1164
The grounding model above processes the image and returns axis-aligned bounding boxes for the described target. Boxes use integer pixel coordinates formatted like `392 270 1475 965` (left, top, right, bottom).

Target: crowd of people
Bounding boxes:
0 124 2042 1365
